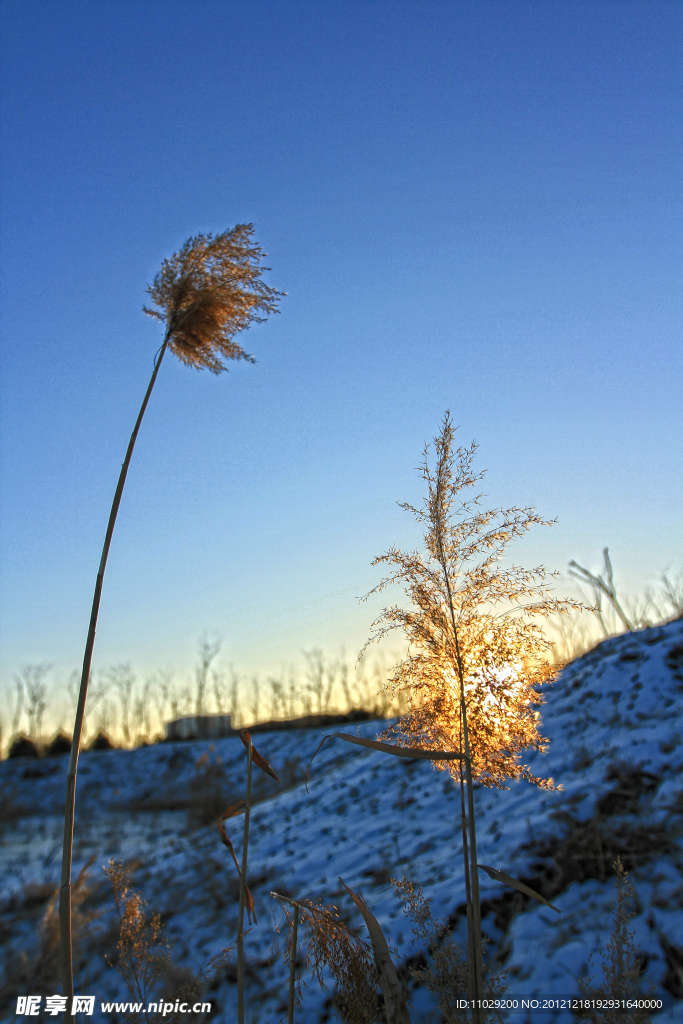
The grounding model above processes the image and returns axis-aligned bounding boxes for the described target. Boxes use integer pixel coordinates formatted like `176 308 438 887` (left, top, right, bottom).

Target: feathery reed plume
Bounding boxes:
143 226 284 373
270 892 380 1023
362 411 580 1016
59 226 284 1005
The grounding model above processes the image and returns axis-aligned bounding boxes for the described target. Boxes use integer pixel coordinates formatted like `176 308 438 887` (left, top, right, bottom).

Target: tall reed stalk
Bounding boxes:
237 734 252 1024
288 903 299 1024
59 226 283 1005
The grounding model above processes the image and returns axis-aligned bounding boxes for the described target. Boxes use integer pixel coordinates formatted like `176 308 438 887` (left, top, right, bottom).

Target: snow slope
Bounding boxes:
1 617 682 1023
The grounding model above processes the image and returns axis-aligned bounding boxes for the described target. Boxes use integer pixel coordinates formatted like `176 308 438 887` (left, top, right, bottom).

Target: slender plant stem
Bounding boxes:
59 334 170 1005
237 736 253 1024
459 769 476 1002
288 903 299 1024
436 537 484 1023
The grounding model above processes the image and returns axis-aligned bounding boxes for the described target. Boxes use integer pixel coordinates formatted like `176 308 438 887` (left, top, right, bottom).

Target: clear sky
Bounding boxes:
1 0 681 708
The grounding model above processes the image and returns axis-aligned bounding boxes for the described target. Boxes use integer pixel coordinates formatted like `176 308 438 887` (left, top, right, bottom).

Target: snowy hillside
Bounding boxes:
1 617 682 1023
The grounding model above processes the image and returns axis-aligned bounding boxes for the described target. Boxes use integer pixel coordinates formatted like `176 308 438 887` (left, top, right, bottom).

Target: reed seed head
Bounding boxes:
143 225 285 373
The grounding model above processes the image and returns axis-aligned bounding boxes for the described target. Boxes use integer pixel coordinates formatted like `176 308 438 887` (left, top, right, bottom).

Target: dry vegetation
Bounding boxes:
578 860 654 1024
2 402 672 1022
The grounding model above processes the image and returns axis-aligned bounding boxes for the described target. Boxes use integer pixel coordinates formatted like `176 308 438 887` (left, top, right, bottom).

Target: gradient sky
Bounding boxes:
1 0 681 708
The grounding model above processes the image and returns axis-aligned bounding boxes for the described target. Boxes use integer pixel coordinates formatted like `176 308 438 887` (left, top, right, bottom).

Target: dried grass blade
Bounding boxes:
221 800 246 821
240 729 280 781
218 820 257 924
305 733 334 793
244 885 256 925
478 864 561 913
333 733 464 760
340 878 412 1024
218 821 241 871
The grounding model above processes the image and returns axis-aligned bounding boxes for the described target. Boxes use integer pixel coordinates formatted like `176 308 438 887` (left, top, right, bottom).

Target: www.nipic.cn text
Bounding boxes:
16 996 212 1016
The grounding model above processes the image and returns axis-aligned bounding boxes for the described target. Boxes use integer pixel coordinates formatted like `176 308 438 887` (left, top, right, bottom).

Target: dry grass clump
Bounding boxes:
0 858 98 1014
105 860 233 1024
105 859 172 1015
393 877 507 1024
270 893 381 1023
521 763 679 905
577 860 653 1023
188 748 232 827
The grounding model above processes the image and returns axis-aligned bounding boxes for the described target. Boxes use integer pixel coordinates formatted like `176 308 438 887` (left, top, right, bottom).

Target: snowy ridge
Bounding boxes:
1 617 682 1022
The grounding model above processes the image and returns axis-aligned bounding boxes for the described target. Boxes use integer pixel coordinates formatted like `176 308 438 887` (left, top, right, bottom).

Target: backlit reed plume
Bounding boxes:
362 411 580 1018
59 226 284 1006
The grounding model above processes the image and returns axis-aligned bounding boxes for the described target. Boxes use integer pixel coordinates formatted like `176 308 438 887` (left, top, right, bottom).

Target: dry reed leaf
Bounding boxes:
240 729 280 782
243 887 256 926
305 733 334 793
220 800 246 821
333 732 464 760
478 864 561 913
217 821 257 924
340 878 412 1024
218 820 241 869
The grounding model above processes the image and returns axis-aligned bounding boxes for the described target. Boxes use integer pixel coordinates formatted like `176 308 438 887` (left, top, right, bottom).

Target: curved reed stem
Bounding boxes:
59 335 170 1004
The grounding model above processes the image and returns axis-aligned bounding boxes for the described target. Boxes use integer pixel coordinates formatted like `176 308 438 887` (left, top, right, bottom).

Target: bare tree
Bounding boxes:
194 636 220 717
569 548 634 634
229 668 241 727
303 648 325 714
660 568 683 618
212 667 228 714
19 665 51 742
103 664 136 746
10 676 25 737
248 676 260 725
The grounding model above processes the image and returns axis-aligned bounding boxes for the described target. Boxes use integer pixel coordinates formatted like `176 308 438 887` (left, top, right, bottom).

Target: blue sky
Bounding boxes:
1 0 681 708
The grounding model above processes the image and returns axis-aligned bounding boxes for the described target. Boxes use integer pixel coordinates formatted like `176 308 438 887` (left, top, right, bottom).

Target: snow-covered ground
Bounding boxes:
1 617 682 1023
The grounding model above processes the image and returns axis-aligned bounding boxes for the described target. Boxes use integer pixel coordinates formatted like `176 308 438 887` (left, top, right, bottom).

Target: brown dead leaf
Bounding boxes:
217 820 257 924
478 864 561 913
333 733 464 760
340 878 412 1024
220 800 246 821
305 733 334 793
240 729 280 782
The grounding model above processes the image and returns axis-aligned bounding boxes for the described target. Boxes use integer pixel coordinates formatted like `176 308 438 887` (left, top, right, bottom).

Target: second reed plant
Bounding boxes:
362 411 579 1014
